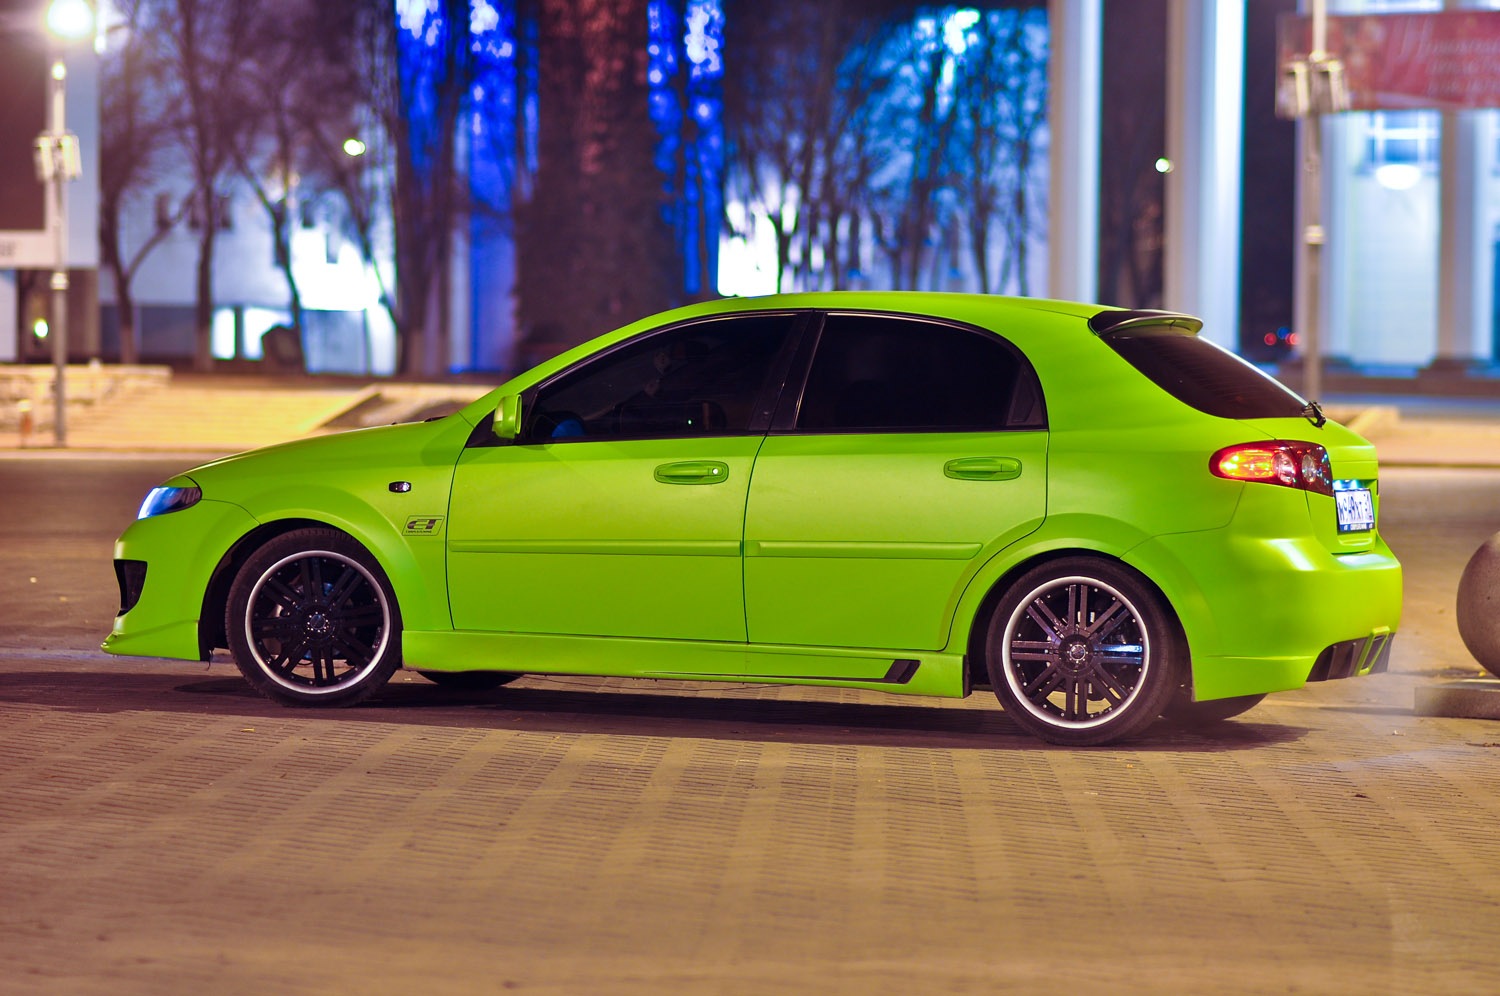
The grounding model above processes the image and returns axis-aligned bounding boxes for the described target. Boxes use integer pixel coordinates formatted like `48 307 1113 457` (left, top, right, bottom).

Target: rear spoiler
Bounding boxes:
1088 309 1203 336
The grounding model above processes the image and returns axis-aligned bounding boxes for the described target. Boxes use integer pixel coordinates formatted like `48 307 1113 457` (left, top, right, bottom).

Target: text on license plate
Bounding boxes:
1334 487 1375 533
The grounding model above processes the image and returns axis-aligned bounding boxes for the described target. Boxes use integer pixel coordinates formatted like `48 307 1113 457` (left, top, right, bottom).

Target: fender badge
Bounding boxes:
404 516 444 536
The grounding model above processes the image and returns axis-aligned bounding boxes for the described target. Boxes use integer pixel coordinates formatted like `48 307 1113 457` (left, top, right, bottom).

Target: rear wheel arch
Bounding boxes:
966 549 1188 696
979 554 1189 745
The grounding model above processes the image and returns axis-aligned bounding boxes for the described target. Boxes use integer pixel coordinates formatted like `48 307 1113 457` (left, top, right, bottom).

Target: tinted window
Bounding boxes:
795 314 1043 432
525 314 793 442
1105 329 1307 419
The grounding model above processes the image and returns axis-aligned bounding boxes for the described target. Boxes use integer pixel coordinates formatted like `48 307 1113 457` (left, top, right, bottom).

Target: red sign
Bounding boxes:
1278 10 1500 112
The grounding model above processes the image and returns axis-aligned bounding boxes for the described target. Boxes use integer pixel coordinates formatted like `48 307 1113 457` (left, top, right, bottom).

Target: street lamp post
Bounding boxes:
34 0 93 448
1286 0 1348 404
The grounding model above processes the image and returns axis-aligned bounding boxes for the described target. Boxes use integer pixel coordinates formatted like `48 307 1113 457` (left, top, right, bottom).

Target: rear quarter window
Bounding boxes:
1104 329 1307 419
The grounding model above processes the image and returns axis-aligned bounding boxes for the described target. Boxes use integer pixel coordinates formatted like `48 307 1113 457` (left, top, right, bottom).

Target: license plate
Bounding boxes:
1334 487 1375 533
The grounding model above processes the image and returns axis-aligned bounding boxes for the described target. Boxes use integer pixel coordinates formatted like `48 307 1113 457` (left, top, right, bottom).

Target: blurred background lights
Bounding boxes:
343 137 367 157
1154 157 1172 174
45 0 95 40
1374 163 1422 191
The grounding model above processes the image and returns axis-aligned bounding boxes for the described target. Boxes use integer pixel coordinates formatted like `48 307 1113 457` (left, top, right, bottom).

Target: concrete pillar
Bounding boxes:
1045 0 1101 303
1164 0 1244 348
0 270 16 362
1432 0 1498 372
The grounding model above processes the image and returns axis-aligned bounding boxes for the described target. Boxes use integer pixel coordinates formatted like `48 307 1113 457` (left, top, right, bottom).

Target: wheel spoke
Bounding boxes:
1082 598 1126 638
1067 583 1084 628
250 615 299 641
1098 644 1144 667
333 631 376 666
1090 665 1129 705
325 566 364 609
1064 675 1087 720
336 605 385 628
1009 638 1056 663
1024 600 1065 641
270 635 309 673
1024 664 1065 699
264 576 304 612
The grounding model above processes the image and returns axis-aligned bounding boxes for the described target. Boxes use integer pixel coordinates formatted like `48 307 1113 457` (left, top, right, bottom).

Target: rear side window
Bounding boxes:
1105 329 1308 419
795 313 1045 432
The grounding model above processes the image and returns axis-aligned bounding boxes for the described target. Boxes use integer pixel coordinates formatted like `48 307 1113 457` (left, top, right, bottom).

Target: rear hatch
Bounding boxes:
1237 417 1380 554
1090 309 1383 554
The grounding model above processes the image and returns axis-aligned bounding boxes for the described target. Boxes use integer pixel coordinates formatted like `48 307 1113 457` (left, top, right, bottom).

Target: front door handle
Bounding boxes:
944 456 1022 481
654 460 731 485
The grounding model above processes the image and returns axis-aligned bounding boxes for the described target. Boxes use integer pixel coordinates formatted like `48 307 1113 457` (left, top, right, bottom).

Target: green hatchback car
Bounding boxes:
104 292 1401 745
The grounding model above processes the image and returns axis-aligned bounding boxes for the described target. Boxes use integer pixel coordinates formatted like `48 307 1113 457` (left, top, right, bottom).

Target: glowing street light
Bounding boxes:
35 0 95 447
46 0 94 40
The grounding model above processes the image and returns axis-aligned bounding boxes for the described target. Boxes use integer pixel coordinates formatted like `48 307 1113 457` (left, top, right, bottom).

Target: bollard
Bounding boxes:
1456 532 1500 679
17 399 33 448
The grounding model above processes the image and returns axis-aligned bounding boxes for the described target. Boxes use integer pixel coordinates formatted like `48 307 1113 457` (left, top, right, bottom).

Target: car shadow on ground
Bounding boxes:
0 660 1308 753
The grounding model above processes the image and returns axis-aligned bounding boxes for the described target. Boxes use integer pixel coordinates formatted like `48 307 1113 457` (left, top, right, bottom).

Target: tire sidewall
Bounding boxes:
226 528 402 707
985 557 1182 746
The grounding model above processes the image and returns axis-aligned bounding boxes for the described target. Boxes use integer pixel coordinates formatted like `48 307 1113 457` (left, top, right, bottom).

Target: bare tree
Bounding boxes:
98 0 179 364
158 0 261 371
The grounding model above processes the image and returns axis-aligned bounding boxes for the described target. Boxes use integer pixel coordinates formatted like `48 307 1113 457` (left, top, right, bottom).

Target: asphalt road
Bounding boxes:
2 456 1500 994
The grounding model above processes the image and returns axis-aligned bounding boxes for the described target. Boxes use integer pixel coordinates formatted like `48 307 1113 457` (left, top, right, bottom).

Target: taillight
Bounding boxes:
1210 441 1333 496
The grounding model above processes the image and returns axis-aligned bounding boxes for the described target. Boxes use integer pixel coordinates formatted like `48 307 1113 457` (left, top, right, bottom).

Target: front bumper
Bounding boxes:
102 499 258 661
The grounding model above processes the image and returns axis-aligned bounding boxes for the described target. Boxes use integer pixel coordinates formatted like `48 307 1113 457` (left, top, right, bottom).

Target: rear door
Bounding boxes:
743 312 1049 652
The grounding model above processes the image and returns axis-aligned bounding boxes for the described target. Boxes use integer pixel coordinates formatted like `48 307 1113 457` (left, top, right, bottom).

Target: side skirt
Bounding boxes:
402 630 968 699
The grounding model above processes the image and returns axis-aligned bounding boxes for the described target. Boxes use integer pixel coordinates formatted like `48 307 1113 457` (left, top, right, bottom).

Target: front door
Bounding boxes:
447 313 798 642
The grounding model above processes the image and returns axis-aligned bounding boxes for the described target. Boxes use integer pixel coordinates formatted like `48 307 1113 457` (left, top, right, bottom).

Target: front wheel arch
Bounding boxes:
225 527 403 706
198 518 334 658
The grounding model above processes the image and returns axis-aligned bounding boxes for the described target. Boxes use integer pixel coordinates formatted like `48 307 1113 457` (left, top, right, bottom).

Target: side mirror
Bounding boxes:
494 394 523 441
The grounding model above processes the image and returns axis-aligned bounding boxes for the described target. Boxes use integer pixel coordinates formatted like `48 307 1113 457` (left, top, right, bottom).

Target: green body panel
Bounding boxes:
103 497 260 659
404 630 966 698
447 436 762 640
744 430 1046 650
103 290 1402 712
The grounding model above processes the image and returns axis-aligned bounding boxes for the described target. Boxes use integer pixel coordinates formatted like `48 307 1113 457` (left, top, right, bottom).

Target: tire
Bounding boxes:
1161 690 1265 727
416 670 522 690
984 557 1184 746
225 528 401 707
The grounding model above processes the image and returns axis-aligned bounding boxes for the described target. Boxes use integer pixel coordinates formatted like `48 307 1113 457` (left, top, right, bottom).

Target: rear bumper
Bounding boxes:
1126 527 1402 702
1309 631 1394 681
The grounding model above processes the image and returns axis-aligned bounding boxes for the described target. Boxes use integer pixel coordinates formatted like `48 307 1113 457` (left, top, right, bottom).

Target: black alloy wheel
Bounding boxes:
226 528 401 706
986 557 1183 746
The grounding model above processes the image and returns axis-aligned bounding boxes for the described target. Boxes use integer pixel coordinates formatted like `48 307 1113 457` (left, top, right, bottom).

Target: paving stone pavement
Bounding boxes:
3 389 1499 992
3 649 1500 995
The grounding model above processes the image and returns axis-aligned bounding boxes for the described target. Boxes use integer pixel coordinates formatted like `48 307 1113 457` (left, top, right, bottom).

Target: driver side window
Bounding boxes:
523 314 795 442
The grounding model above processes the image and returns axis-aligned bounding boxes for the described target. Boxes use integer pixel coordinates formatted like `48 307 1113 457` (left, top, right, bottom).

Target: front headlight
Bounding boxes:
138 484 202 519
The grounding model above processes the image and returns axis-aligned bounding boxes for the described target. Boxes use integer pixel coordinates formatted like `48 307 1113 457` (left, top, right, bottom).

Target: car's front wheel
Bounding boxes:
985 557 1183 746
226 528 401 707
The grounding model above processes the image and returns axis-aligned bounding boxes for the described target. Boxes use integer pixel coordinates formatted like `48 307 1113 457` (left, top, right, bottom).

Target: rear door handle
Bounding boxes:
944 457 1022 481
654 460 731 485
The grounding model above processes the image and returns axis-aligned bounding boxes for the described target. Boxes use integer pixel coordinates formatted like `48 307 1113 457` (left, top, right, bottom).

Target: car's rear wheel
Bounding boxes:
226 528 401 707
416 670 521 690
1161 690 1266 726
985 557 1183 746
